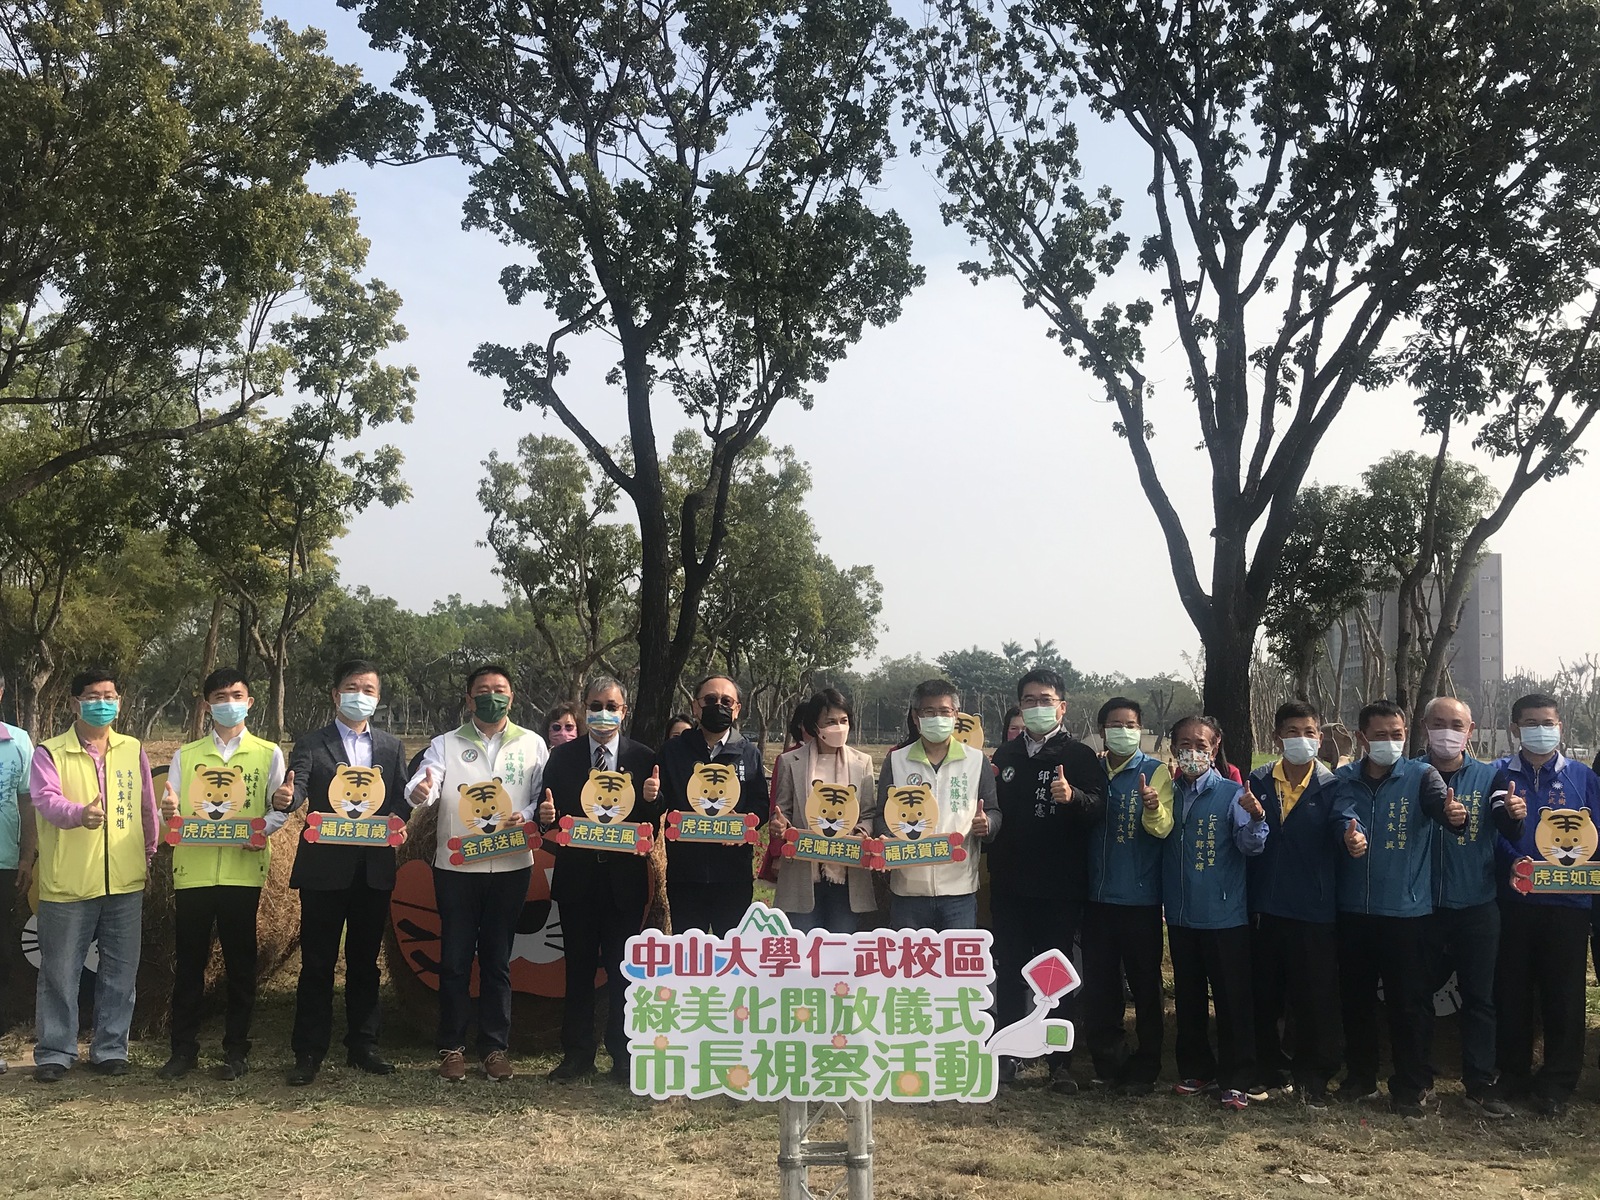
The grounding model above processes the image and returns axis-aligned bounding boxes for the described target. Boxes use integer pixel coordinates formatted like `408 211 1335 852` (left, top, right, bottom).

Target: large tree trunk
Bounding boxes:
189 596 226 741
1201 615 1257 780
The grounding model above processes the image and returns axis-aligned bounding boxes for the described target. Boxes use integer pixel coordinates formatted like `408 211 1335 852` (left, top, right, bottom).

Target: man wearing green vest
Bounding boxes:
156 668 289 1081
27 667 158 1082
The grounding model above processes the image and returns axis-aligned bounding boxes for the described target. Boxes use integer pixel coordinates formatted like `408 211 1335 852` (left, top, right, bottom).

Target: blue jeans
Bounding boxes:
889 892 977 932
35 891 143 1068
788 881 859 934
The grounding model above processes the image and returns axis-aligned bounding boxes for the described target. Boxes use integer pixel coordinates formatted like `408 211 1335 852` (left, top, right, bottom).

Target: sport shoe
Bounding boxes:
216 1058 248 1081
1174 1078 1216 1096
438 1049 467 1082
1302 1086 1330 1111
1392 1094 1425 1119
1336 1078 1380 1104
1244 1083 1270 1102
998 1056 1021 1085
1219 1089 1249 1111
483 1050 513 1082
34 1062 66 1084
91 1059 129 1077
1467 1092 1514 1120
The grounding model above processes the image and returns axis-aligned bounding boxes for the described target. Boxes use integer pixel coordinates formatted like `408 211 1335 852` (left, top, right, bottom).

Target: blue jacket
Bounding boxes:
1494 752 1600 911
1088 750 1169 907
1334 757 1450 918
1425 755 1519 910
1246 760 1351 924
1162 770 1268 930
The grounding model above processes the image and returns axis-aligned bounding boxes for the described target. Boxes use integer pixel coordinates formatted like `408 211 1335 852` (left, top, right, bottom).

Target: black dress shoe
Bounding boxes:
345 1050 396 1075
33 1063 66 1084
286 1055 320 1086
547 1058 596 1082
91 1059 129 1077
216 1058 248 1081
158 1055 197 1081
607 1059 631 1085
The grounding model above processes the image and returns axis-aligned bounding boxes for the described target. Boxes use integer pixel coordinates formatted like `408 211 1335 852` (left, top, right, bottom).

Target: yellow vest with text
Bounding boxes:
172 732 277 890
38 728 146 903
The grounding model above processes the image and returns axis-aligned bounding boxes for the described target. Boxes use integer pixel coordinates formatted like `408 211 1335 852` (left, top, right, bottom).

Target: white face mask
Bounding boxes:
1427 728 1468 759
817 724 848 749
1279 736 1319 766
1365 739 1405 767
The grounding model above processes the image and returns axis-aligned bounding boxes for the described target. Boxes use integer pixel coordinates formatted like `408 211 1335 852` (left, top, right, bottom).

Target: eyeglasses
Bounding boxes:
550 722 578 732
698 694 737 708
587 701 625 713
1021 696 1060 707
917 707 958 719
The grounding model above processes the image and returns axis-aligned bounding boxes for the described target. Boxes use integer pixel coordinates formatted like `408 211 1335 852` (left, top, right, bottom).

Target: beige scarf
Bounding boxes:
807 743 850 886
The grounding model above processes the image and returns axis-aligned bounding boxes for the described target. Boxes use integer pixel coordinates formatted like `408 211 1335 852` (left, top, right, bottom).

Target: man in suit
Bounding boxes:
280 659 412 1086
537 676 660 1083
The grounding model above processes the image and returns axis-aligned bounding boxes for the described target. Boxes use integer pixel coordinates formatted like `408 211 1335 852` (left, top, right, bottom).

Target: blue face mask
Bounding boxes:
210 701 250 728
338 692 378 722
1520 724 1561 755
585 708 623 734
78 698 119 728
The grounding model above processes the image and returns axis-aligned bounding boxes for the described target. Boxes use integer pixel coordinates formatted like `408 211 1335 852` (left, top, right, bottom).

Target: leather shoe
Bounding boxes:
91 1059 129 1077
346 1049 395 1076
216 1058 248 1081
33 1062 66 1084
286 1055 320 1086
158 1055 197 1081
547 1058 596 1082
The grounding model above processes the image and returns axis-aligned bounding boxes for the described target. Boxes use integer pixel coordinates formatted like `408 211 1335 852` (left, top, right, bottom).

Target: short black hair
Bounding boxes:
70 667 118 696
692 674 742 703
912 679 960 709
201 668 250 699
1512 693 1561 723
1098 697 1142 727
465 663 514 692
804 688 854 737
787 696 823 746
1016 668 1066 701
1170 714 1221 747
1357 699 1407 733
332 658 381 690
1274 700 1321 732
665 713 695 731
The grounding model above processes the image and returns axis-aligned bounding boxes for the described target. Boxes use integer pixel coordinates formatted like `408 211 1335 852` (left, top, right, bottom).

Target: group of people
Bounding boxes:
1 661 1596 1124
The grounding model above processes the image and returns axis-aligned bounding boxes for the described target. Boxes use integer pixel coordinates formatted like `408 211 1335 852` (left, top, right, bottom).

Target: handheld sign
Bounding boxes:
303 764 404 845
1510 807 1600 894
165 763 267 847
666 811 761 845
782 781 870 867
447 825 540 865
546 768 655 855
953 713 985 749
165 815 267 848
869 784 967 870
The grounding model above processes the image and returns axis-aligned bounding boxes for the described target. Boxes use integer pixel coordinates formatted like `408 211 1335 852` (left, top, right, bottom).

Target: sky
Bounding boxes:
266 0 1599 683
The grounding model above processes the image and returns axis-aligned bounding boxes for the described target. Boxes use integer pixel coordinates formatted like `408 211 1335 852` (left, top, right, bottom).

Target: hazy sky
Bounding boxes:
268 0 1598 683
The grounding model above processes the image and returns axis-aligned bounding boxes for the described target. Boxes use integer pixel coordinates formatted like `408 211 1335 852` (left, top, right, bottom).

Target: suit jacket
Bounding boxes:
543 734 659 912
287 721 411 892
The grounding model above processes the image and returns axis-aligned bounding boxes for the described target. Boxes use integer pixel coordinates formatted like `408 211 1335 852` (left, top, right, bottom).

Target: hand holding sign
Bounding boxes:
643 765 661 804
537 788 556 826
1444 786 1467 830
83 796 106 829
1050 765 1073 805
1240 785 1265 821
272 770 296 812
1138 773 1159 811
1505 781 1527 821
1344 818 1367 858
160 779 180 820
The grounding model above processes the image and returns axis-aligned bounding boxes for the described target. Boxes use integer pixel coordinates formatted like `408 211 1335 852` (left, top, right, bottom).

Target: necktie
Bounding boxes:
595 743 607 771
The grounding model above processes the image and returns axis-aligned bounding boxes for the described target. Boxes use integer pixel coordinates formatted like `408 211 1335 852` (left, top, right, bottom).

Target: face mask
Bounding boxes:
1279 736 1319 766
548 725 578 746
918 715 956 743
1022 705 1060 736
210 701 250 728
698 702 734 734
818 724 848 750
1426 728 1468 759
472 693 511 723
1176 749 1212 779
586 708 622 734
1103 727 1142 757
338 692 378 722
78 698 119 728
1365 739 1405 767
1519 724 1561 755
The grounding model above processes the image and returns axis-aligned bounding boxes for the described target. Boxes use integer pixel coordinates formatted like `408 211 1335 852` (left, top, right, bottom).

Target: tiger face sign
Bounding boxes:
581 769 636 824
457 778 513 835
687 762 740 818
331 764 385 820
803 781 860 838
884 784 936 841
1535 807 1599 868
953 713 985 749
191 763 247 820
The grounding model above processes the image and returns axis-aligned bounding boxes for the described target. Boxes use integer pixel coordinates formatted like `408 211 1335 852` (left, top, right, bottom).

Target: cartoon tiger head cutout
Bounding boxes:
581 769 636 824
687 762 740 818
804 781 860 838
457 778 513 835
192 763 247 820
1535 807 1599 868
953 712 985 749
884 784 936 841
331 764 385 820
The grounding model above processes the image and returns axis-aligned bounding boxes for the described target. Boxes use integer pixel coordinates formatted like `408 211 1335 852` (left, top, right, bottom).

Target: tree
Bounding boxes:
910 0 1600 767
348 0 923 742
0 0 408 501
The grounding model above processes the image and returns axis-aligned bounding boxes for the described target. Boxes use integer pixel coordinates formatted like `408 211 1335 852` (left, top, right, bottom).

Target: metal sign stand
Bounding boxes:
777 1098 874 1200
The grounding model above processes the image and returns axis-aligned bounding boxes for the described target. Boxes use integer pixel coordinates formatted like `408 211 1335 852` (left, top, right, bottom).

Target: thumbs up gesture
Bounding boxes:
643 765 661 803
1240 784 1265 821
413 767 436 805
1050 764 1073 805
272 770 296 812
537 788 556 827
160 779 179 820
1505 781 1527 821
1344 817 1367 858
1444 786 1467 830
970 804 991 837
1137 772 1160 811
83 796 106 829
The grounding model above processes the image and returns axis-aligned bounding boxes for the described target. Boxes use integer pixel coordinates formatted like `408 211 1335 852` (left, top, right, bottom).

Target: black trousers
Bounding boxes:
1497 900 1591 1100
170 885 261 1060
667 880 752 938
1252 913 1341 1092
991 889 1083 1068
1336 912 1433 1101
562 886 640 1066
1429 901 1499 1095
291 883 391 1061
1168 923 1255 1091
1081 901 1164 1084
0 868 14 1032
434 865 530 1056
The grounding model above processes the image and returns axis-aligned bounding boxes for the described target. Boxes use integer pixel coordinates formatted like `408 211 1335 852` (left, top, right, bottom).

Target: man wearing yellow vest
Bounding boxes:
27 667 158 1082
156 668 289 1081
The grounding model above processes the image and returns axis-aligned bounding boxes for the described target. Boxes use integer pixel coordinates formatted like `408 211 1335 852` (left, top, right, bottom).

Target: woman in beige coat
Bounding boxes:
771 689 879 931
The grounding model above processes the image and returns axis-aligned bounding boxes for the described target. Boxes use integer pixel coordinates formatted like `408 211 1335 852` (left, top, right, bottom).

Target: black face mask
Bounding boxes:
698 702 734 734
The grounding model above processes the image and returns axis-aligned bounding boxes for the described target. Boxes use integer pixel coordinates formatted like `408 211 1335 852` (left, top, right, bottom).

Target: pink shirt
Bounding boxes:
30 738 159 861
